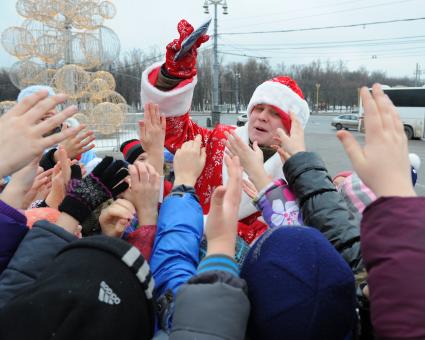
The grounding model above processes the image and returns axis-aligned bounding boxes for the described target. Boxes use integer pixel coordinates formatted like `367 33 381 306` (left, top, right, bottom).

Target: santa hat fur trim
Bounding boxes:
140 62 197 117
247 78 310 128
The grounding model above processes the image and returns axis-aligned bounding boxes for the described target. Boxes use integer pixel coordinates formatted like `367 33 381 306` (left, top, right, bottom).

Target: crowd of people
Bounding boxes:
0 19 424 340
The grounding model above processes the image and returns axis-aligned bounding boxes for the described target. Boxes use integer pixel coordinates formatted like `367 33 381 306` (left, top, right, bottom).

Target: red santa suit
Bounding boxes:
141 62 310 243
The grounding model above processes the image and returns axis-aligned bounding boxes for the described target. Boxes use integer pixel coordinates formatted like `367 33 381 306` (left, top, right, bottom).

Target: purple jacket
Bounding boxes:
0 200 28 274
361 196 425 339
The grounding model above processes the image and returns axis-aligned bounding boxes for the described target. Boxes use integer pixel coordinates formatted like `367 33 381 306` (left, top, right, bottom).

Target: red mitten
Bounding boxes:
165 19 209 79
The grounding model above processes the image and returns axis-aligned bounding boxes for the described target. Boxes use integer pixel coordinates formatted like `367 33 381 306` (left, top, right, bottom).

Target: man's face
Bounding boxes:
248 104 286 146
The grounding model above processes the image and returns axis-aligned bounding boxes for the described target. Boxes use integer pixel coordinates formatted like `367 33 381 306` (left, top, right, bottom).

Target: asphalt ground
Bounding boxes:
305 115 425 196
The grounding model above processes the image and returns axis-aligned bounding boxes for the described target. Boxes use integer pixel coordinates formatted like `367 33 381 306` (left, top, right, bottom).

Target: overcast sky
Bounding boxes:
1 0 424 78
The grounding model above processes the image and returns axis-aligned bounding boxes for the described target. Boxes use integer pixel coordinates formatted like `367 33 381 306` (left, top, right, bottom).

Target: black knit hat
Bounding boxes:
120 139 144 164
0 236 155 340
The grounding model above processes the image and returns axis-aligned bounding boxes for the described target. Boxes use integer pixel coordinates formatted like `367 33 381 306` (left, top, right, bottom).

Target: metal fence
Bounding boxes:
91 113 240 152
92 123 139 151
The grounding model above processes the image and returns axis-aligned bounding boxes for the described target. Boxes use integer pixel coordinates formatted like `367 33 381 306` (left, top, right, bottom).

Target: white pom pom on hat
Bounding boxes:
409 153 421 170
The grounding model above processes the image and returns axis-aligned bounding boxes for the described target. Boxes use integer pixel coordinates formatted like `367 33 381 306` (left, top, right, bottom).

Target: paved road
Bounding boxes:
203 114 425 195
305 115 425 196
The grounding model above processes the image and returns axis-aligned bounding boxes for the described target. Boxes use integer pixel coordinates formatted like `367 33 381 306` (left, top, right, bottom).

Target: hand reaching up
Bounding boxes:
58 124 95 160
0 90 80 178
225 130 270 191
46 146 72 208
127 161 161 225
173 135 206 187
205 156 243 258
58 157 129 224
0 157 42 209
139 103 166 175
337 84 415 198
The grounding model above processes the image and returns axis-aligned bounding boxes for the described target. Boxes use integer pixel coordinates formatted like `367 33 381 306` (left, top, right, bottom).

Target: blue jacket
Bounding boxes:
150 190 204 299
0 200 28 275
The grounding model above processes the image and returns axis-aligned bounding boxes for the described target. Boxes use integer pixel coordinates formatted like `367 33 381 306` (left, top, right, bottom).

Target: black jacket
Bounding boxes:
0 220 77 308
283 152 363 274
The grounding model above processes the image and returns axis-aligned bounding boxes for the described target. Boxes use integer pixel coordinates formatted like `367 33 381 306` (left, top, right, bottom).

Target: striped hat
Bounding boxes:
0 235 155 340
339 173 376 216
120 139 144 164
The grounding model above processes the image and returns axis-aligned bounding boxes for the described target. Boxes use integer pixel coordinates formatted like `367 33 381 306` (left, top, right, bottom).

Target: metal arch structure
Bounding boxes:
2 0 128 135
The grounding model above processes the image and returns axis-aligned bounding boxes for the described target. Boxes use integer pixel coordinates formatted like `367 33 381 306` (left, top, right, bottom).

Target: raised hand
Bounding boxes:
139 103 166 175
173 134 206 187
99 198 136 238
165 19 209 79
58 124 95 160
337 84 415 197
127 161 161 225
0 157 42 209
58 157 129 224
272 112 306 162
0 90 80 177
225 130 270 191
205 156 243 257
45 146 72 208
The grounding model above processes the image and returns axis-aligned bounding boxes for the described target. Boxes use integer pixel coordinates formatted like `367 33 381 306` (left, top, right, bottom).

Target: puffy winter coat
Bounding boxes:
283 152 363 273
0 220 77 308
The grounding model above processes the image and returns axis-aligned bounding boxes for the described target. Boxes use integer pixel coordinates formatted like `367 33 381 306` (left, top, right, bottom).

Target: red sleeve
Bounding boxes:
361 196 425 339
165 113 214 153
127 225 157 262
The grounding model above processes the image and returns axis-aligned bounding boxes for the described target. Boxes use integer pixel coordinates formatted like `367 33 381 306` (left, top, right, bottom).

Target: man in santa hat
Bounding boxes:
140 19 309 243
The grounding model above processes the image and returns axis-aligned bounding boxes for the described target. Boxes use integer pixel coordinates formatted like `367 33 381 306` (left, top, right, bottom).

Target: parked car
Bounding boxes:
236 113 248 126
331 114 359 130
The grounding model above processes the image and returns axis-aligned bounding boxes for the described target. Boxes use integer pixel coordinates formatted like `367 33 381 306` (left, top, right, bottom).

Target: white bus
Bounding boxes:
358 87 425 139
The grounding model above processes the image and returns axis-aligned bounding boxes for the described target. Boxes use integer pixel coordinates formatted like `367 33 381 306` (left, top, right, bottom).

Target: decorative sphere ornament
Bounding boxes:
0 101 17 116
1 26 34 59
92 70 116 90
90 102 124 135
54 64 91 99
99 1 116 19
88 78 110 94
9 60 43 89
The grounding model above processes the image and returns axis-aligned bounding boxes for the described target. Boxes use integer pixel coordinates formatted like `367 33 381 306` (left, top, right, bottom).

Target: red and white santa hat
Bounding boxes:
246 76 310 132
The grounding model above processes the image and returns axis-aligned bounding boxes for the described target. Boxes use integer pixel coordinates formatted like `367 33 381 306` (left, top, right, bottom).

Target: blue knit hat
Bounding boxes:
241 226 356 339
17 85 56 103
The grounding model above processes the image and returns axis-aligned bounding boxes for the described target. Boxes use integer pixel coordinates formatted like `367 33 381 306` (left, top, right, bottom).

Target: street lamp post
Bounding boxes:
235 72 240 114
315 83 321 113
203 0 228 126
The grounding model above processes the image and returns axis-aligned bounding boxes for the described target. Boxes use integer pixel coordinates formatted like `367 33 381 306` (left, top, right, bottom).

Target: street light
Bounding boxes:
315 83 320 113
235 72 241 114
203 0 228 126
